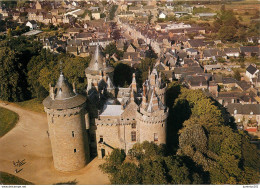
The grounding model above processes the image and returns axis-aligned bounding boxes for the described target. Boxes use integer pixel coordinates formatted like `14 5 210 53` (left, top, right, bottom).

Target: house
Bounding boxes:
197 13 217 18
204 64 221 72
12 12 20 20
92 12 100 20
181 4 193 13
26 20 37 30
185 75 208 90
35 1 42 10
159 12 167 19
224 48 240 57
128 6 142 13
174 11 188 18
246 64 259 81
202 48 227 61
173 66 204 80
247 36 260 44
212 75 237 91
227 103 260 132
240 46 259 57
126 43 137 53
186 48 198 56
185 39 206 49
236 81 252 92
118 12 135 18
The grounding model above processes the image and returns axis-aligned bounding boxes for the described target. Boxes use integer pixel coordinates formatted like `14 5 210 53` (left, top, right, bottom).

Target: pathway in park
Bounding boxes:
0 102 109 185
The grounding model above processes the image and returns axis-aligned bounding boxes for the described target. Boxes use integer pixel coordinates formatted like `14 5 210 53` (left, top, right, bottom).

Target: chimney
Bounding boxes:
49 83 55 100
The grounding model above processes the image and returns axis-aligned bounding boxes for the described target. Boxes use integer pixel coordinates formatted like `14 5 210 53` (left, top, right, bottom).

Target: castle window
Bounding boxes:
131 124 136 129
154 133 158 142
131 131 136 142
162 124 164 127
72 131 75 137
74 149 76 153
99 135 103 143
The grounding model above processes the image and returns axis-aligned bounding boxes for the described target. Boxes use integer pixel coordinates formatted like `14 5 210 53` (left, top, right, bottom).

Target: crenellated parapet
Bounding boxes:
136 110 168 124
44 104 85 117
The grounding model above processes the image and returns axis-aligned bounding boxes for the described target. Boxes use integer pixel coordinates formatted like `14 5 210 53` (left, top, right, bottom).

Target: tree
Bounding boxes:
113 63 133 87
137 58 156 84
99 148 126 175
164 156 192 184
104 42 123 58
0 47 25 101
111 162 141 184
218 26 237 41
179 123 208 154
7 28 12 37
233 70 241 81
141 156 168 184
236 27 247 42
109 5 118 20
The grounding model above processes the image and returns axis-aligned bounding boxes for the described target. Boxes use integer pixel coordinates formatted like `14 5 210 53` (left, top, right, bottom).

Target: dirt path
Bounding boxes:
0 102 109 185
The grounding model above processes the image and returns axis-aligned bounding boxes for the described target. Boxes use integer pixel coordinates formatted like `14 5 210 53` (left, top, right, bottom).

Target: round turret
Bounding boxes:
43 73 89 172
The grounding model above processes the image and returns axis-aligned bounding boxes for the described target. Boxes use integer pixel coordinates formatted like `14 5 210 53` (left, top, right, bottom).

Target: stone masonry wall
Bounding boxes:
46 109 88 172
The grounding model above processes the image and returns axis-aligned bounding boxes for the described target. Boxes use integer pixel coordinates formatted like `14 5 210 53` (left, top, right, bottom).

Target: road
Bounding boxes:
0 102 109 185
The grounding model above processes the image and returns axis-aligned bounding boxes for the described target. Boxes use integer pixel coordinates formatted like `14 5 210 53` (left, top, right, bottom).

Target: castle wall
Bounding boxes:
45 108 89 171
137 111 167 145
95 117 138 157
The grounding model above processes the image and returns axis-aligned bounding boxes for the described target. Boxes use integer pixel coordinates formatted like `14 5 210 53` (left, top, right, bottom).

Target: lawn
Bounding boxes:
15 98 45 113
0 171 33 185
0 107 19 137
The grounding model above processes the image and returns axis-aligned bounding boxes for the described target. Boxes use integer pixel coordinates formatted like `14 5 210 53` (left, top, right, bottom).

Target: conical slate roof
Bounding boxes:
43 73 86 110
55 73 76 100
85 44 114 75
88 44 104 71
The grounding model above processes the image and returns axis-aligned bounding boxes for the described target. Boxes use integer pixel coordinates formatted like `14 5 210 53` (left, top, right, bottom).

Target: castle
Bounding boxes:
43 44 168 172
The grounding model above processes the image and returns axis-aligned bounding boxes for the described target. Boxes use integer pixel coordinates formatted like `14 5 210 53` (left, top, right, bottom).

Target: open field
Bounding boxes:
0 107 19 137
206 0 260 11
0 103 110 185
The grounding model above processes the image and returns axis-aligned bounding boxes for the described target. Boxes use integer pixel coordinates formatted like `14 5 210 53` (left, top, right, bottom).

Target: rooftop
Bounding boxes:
100 105 124 117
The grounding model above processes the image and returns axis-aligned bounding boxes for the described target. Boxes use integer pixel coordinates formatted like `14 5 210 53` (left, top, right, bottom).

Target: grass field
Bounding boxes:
15 98 45 113
0 171 34 185
0 107 19 137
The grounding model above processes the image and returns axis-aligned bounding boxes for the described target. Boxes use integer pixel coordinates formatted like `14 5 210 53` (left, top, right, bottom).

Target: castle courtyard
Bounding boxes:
0 102 109 185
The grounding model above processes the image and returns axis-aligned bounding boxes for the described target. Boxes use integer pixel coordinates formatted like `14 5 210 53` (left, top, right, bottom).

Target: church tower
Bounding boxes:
43 72 90 172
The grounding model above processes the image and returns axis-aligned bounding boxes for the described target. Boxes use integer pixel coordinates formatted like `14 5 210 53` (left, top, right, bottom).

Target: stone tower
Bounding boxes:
137 68 168 145
85 44 114 92
43 72 90 172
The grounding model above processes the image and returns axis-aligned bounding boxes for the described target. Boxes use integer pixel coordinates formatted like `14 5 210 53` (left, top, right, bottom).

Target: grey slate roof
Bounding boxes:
240 46 259 54
85 45 114 75
246 64 258 75
43 73 86 110
227 104 260 115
